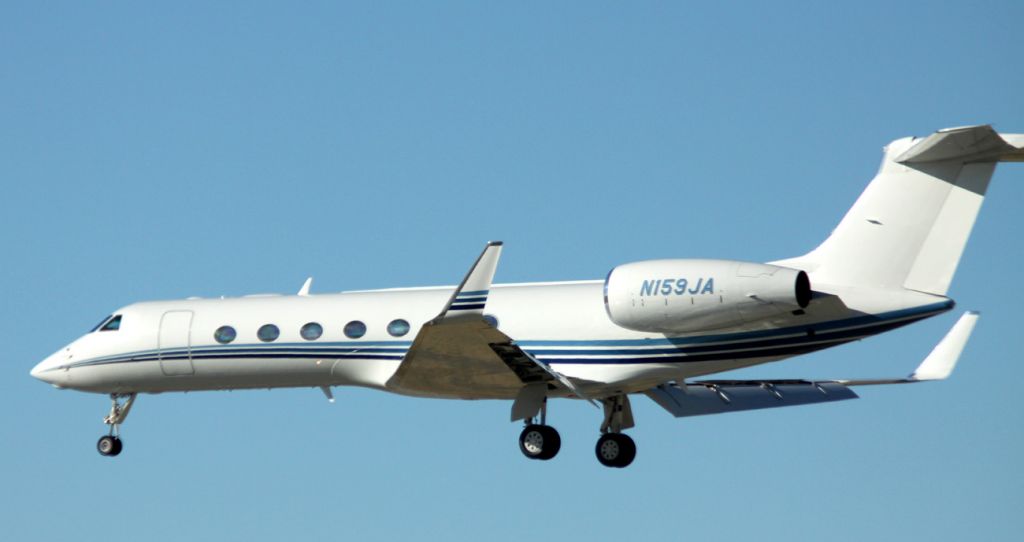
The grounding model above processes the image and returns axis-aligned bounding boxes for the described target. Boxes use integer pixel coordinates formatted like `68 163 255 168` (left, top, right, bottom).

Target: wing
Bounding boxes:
386 242 593 413
646 311 978 418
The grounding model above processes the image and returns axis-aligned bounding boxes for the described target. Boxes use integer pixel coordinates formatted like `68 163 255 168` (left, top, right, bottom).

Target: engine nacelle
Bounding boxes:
603 259 811 333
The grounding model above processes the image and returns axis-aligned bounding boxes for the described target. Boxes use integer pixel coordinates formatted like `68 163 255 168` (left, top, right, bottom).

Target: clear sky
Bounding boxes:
3 2 1022 540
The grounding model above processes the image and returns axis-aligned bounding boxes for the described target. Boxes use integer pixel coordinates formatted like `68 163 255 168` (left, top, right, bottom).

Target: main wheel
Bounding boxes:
518 424 561 460
595 433 636 468
97 435 122 457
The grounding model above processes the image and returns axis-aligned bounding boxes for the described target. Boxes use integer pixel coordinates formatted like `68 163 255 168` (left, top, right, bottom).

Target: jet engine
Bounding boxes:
603 259 811 333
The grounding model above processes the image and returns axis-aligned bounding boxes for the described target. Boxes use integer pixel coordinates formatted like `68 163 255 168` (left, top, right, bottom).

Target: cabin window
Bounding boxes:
344 320 366 339
214 326 237 344
257 324 280 342
301 322 323 341
483 314 499 328
100 315 122 332
387 319 410 337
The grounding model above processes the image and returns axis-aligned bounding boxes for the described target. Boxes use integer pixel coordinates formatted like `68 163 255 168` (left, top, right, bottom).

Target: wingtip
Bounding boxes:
908 311 979 381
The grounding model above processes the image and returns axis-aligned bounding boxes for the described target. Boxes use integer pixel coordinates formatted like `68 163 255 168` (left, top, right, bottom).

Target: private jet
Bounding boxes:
31 125 1022 467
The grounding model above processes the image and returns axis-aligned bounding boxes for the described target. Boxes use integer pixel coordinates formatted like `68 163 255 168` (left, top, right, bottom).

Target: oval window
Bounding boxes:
257 324 280 342
344 320 366 339
483 314 499 328
301 322 323 341
387 319 410 337
214 325 237 344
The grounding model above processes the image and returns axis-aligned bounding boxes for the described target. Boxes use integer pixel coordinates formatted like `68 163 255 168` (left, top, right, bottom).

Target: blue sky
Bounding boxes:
3 2 1022 540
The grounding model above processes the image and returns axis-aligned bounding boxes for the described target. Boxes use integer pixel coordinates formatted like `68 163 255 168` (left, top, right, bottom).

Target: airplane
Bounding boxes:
30 124 1023 468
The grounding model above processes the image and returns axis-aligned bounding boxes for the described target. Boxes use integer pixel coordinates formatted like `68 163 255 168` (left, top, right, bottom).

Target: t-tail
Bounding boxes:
779 125 1024 295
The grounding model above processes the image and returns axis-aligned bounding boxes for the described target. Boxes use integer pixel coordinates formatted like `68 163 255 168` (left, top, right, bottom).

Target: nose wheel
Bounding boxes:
98 393 136 457
97 435 123 456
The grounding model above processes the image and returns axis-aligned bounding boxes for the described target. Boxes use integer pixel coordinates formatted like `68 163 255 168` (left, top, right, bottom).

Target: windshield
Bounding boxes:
91 314 123 332
100 315 122 331
90 315 112 332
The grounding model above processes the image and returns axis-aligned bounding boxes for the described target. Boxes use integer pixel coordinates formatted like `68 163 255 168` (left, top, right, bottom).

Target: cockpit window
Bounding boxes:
90 315 113 332
99 315 122 332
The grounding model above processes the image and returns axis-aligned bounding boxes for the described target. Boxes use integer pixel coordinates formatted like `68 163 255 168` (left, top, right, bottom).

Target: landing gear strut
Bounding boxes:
595 394 636 468
517 397 561 460
98 393 136 457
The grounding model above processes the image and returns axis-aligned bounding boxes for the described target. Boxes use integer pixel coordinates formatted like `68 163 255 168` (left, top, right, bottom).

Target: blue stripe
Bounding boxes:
536 312 931 363
517 301 953 348
62 300 952 370
449 304 486 311
459 290 488 296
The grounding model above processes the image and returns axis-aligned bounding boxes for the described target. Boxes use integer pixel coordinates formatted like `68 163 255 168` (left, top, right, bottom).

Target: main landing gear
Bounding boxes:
97 393 136 457
595 394 636 468
518 397 561 460
515 393 638 468
519 424 561 460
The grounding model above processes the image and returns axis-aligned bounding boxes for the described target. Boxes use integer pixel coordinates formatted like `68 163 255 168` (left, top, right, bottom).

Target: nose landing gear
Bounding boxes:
97 435 122 456
98 393 136 457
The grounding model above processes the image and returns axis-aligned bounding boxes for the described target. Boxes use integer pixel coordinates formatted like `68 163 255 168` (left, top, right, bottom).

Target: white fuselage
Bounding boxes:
31 279 952 399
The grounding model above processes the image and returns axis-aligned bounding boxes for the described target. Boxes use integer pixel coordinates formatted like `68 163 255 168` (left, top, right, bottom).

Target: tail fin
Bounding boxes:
781 125 1023 295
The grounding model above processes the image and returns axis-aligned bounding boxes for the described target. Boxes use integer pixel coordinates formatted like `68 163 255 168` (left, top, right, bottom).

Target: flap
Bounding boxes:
645 380 858 418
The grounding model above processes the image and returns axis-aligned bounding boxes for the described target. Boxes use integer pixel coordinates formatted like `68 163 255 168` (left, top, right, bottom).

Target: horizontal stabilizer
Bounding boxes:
645 380 858 418
896 125 1024 164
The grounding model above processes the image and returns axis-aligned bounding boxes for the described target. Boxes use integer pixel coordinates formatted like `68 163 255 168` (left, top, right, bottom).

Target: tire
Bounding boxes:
110 437 123 456
519 424 561 460
595 433 636 468
97 435 117 456
536 426 561 460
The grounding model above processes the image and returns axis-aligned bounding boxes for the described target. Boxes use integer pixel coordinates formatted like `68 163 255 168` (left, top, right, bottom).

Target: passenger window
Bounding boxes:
344 320 366 339
214 326 237 344
387 319 410 337
257 324 280 342
100 315 122 332
301 322 323 341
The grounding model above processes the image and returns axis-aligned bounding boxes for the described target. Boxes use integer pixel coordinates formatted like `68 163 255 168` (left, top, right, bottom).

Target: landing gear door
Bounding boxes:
158 310 194 376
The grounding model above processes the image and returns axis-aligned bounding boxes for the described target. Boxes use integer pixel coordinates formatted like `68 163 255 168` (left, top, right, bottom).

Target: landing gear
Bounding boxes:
519 424 561 460
511 392 639 467
595 394 637 468
98 393 136 457
97 435 123 457
595 433 636 468
517 394 561 460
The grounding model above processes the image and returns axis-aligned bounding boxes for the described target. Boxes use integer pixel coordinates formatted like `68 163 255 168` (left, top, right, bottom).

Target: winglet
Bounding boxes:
909 311 979 381
436 241 503 319
298 277 313 296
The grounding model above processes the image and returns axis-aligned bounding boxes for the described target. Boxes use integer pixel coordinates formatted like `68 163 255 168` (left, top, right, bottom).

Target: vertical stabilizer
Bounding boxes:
779 126 1022 296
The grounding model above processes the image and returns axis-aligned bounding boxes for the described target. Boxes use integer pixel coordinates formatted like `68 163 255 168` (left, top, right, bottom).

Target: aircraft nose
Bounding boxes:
31 351 66 385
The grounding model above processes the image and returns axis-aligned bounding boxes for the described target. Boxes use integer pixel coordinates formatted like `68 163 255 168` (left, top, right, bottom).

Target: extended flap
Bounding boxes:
645 380 858 418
